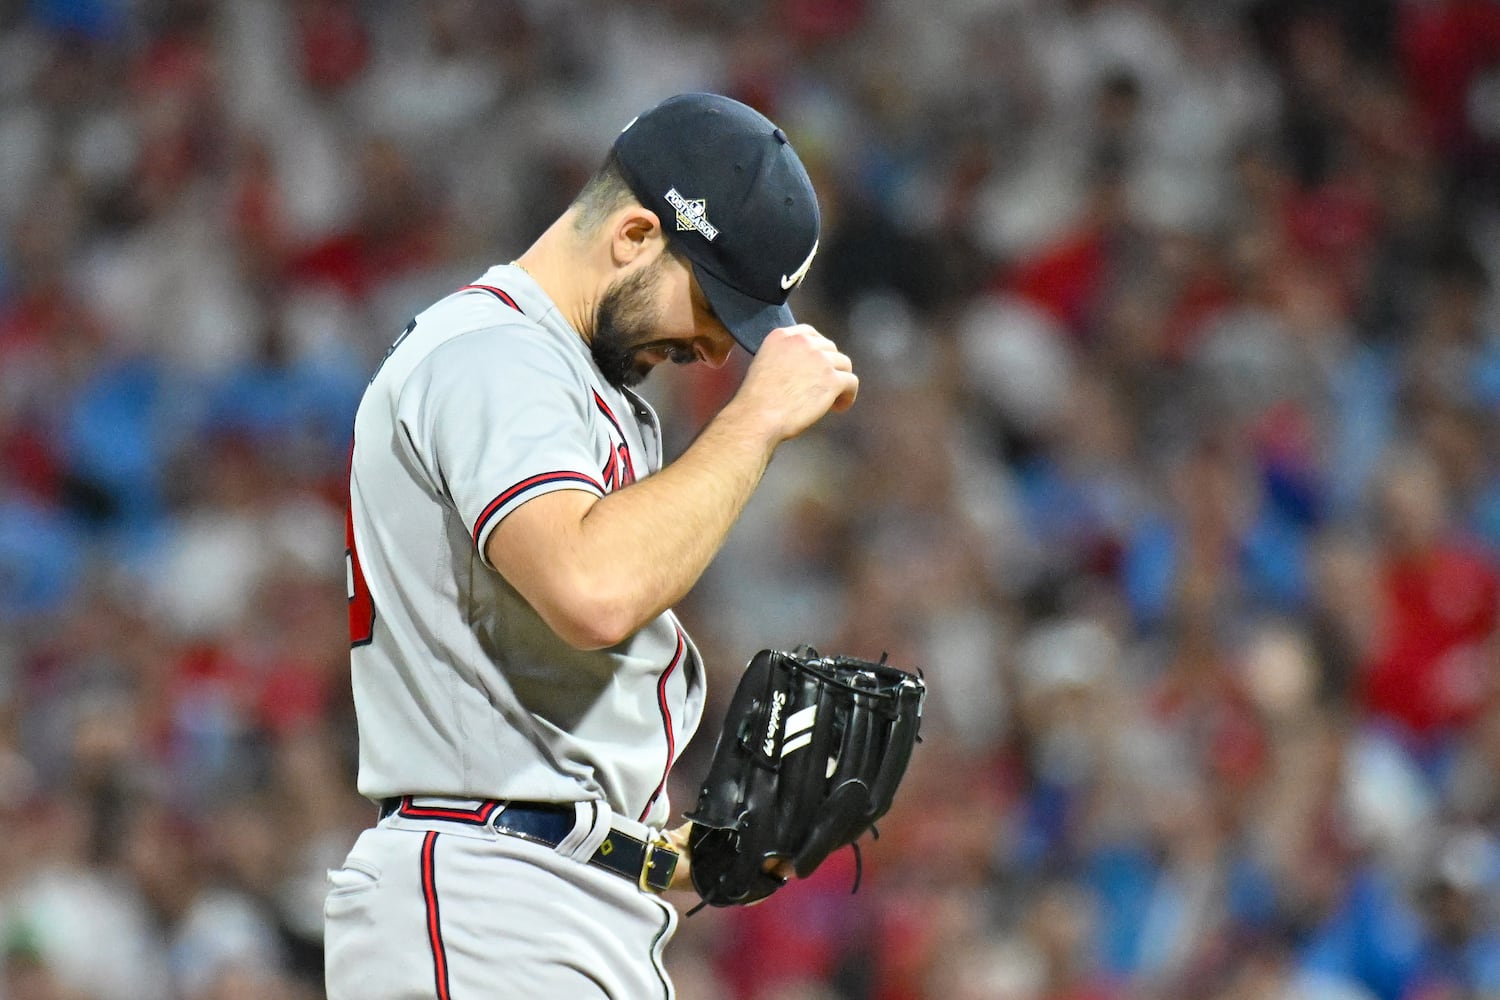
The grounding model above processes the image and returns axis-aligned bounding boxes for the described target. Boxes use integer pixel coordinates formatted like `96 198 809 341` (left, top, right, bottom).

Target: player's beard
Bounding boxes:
590 257 692 389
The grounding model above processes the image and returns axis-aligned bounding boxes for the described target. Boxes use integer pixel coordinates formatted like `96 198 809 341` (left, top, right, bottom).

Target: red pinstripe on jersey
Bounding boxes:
459 283 523 313
591 390 626 437
639 628 687 822
421 831 452 1000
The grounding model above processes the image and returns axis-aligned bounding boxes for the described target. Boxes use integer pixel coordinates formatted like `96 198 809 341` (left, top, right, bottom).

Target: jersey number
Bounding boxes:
346 495 376 647
347 319 417 645
368 317 417 384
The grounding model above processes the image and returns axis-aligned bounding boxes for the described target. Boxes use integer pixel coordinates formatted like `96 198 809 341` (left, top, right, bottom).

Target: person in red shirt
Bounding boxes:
1362 447 1498 739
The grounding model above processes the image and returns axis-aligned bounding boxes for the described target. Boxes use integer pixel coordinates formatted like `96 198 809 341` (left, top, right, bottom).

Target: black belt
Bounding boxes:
379 797 678 894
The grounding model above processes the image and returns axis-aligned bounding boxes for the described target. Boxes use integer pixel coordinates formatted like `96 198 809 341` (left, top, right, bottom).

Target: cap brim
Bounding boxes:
692 263 794 354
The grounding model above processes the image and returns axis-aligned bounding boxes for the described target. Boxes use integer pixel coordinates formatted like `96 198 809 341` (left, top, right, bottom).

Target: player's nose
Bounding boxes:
696 334 734 369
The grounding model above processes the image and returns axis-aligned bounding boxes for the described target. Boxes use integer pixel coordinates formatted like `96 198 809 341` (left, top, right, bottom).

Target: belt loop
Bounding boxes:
485 800 508 834
554 801 611 861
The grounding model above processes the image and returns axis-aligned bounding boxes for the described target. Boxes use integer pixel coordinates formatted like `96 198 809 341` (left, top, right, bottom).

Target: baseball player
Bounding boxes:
324 93 855 998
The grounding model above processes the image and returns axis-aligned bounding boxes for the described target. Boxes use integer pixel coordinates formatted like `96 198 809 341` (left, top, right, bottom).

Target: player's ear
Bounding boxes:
610 205 665 267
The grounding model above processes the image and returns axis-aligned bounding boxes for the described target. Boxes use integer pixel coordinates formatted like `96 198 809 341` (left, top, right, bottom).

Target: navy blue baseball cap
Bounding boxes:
611 93 821 353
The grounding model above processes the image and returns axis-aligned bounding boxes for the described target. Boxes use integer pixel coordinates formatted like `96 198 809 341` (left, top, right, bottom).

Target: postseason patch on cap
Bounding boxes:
665 188 718 241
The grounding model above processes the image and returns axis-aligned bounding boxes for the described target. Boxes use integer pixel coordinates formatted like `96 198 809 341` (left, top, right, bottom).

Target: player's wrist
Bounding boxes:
666 822 694 891
715 395 788 454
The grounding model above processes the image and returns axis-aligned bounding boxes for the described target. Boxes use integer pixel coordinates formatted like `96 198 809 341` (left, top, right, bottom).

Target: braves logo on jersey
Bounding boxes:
593 390 637 492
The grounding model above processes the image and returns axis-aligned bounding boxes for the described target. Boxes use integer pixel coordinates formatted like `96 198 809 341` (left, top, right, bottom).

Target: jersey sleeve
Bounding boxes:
398 327 604 567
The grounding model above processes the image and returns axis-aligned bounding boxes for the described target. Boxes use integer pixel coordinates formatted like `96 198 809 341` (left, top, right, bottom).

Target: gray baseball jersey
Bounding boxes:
344 262 706 827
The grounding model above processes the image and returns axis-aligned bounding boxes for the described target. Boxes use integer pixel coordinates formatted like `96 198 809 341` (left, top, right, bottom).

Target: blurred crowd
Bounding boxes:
0 0 1498 998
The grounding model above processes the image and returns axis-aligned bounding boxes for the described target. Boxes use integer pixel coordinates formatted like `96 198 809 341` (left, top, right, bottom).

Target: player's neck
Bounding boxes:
513 215 605 343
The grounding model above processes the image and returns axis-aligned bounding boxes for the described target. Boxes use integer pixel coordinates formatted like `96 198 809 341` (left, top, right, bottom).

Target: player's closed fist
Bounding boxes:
735 324 858 443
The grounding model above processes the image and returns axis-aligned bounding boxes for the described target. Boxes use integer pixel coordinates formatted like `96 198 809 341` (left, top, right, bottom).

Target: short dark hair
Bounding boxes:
571 149 639 235
570 148 690 263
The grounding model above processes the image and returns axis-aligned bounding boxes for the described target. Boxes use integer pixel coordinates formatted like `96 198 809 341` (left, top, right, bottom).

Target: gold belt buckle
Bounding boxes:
638 833 677 894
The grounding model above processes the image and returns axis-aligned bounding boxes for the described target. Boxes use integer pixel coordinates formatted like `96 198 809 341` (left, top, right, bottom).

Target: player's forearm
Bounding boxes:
567 400 776 644
488 327 854 650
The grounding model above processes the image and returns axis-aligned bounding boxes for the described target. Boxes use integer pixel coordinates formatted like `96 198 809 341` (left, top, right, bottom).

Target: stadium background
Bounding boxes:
1 0 1498 997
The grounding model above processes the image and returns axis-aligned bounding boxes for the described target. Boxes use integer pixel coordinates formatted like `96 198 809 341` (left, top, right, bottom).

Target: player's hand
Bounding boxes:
665 821 794 893
666 821 694 891
730 324 858 444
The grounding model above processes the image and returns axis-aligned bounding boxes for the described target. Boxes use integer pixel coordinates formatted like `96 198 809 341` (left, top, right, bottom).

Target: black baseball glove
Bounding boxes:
684 647 926 908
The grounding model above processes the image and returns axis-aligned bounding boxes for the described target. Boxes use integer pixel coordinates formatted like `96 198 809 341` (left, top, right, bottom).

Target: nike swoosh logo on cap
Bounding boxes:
780 240 819 290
